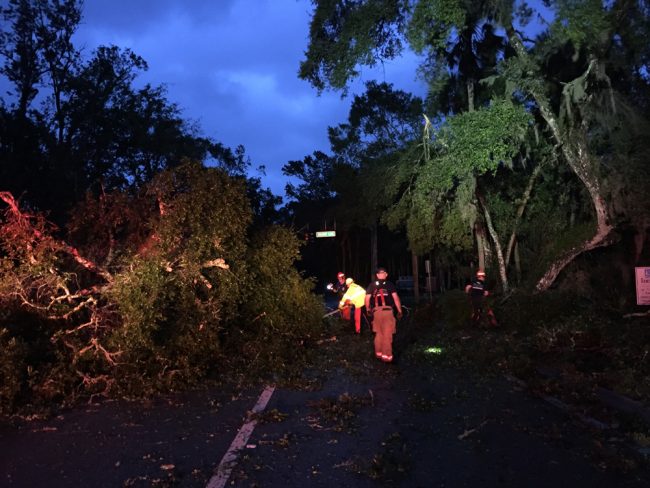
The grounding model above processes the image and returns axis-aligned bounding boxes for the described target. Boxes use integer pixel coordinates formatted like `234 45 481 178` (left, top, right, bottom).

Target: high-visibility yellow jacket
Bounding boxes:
339 282 366 308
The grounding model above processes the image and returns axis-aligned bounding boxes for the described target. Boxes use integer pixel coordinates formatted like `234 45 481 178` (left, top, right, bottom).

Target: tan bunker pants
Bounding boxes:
372 306 396 361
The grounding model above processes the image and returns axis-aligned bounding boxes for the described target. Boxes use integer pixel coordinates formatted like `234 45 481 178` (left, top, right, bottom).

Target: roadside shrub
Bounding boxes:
437 289 471 328
498 290 589 332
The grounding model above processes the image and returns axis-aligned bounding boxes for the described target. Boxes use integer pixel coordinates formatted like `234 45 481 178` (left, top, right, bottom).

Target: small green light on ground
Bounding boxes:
424 346 443 355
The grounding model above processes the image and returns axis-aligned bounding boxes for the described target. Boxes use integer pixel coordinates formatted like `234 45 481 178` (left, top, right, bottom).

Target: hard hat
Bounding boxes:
476 269 486 277
337 272 345 278
345 277 353 285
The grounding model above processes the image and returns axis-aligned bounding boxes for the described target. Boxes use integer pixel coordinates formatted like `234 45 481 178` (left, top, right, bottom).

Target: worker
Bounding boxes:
338 277 366 334
327 271 350 320
465 269 498 327
365 267 403 363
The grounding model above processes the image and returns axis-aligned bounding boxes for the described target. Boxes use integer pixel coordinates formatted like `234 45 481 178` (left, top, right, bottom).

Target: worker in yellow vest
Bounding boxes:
338 277 367 334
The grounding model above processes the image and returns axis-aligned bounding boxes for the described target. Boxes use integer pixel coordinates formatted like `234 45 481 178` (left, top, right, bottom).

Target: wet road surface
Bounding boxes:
2 320 649 487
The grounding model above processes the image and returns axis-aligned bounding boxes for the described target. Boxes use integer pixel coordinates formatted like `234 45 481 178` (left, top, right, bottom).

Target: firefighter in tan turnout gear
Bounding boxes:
365 267 403 363
338 277 366 334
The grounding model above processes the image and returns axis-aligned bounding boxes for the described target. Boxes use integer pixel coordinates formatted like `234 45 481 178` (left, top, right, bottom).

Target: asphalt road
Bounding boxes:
2 318 649 487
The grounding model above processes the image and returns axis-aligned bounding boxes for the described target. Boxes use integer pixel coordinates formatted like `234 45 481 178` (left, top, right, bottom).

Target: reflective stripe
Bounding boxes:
341 283 366 307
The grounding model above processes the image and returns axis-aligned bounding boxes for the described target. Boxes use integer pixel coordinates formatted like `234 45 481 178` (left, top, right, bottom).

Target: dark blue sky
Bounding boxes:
73 0 427 196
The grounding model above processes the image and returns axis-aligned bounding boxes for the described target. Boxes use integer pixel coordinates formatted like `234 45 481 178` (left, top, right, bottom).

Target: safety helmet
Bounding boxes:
345 277 354 285
476 269 486 278
337 272 345 278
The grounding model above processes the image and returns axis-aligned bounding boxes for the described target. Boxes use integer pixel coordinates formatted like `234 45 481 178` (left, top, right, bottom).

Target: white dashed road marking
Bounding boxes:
206 385 275 488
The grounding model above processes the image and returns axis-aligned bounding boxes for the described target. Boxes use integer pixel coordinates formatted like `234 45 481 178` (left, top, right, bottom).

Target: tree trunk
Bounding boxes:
477 191 509 293
354 231 361 279
412 249 420 302
347 233 353 274
338 231 346 272
476 222 486 271
514 240 522 284
634 223 647 264
467 80 475 112
370 220 378 281
506 27 614 291
505 163 542 267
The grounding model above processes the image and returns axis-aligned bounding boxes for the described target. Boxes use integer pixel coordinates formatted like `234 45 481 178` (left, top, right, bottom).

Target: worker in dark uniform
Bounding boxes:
465 269 498 327
327 271 350 321
365 267 403 363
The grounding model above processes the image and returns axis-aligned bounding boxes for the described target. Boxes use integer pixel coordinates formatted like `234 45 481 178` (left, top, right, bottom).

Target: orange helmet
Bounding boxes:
476 269 486 278
337 272 345 278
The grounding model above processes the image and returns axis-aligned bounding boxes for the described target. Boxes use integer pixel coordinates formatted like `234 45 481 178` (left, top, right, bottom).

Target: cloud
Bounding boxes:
70 0 426 195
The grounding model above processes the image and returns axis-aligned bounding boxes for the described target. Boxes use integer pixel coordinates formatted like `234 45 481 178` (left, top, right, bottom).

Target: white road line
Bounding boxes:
206 385 275 488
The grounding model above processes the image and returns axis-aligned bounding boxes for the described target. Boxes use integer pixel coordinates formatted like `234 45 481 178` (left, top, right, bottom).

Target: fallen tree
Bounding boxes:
0 162 324 414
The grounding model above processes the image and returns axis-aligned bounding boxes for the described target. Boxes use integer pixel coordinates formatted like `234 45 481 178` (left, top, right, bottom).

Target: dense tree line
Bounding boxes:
293 0 650 295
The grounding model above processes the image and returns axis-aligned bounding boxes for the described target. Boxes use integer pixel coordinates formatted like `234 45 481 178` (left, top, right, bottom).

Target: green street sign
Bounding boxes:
315 230 336 238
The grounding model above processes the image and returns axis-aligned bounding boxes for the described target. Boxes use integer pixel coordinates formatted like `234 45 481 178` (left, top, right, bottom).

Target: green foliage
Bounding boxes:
407 0 467 52
237 226 324 376
325 81 424 232
151 162 251 272
435 203 475 251
414 100 530 200
105 162 252 387
498 289 587 332
0 328 28 412
300 0 405 92
440 99 531 176
437 289 471 328
0 162 324 414
302 0 650 291
283 150 336 201
329 81 424 164
108 258 174 358
387 99 530 254
108 256 223 391
547 0 610 54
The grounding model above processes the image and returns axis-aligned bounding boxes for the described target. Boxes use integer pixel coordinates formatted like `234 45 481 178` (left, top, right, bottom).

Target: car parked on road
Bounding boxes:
395 275 414 291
